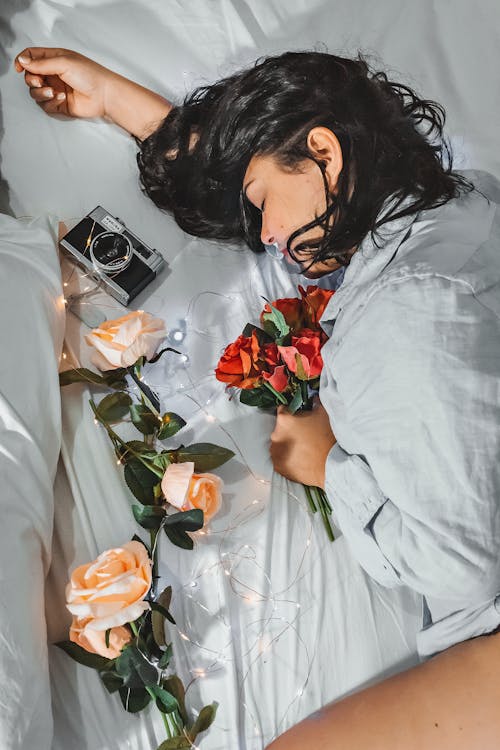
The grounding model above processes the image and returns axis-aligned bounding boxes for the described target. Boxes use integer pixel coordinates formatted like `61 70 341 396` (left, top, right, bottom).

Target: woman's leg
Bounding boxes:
266 631 500 750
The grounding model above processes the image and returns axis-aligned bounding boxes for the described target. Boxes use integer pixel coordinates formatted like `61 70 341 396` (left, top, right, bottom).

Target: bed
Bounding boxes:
1 2 499 748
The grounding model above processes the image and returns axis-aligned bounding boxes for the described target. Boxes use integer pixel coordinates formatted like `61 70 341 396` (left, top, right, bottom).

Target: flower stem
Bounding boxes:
303 484 318 513
130 363 161 415
262 380 288 405
89 399 163 479
313 486 335 542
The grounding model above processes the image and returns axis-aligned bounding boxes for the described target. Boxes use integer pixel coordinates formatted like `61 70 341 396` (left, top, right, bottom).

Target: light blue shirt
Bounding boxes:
320 171 500 658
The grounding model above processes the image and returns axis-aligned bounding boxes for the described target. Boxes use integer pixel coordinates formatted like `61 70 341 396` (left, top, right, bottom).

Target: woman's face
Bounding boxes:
243 153 342 278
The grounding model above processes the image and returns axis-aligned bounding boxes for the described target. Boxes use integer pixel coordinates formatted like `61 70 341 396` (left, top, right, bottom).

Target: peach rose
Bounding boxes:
70 616 132 659
85 310 166 370
161 462 222 523
66 541 152 640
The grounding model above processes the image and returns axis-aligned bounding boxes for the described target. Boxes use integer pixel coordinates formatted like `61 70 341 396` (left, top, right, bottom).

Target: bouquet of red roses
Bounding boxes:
215 285 335 541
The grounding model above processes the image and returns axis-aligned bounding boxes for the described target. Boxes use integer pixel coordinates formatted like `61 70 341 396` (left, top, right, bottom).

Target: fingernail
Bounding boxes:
44 88 54 98
56 92 66 101
33 80 42 88
18 55 30 64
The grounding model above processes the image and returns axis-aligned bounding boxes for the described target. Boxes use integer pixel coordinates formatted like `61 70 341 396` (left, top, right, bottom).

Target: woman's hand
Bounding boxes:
14 47 172 139
270 399 336 488
14 47 112 118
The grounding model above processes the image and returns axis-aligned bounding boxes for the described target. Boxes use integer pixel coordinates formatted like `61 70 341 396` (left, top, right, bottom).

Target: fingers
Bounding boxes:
14 47 69 76
29 85 65 103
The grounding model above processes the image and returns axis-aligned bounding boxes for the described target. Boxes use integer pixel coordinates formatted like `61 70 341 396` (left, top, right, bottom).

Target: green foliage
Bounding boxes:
149 684 179 714
55 640 111 671
240 387 278 409
129 403 161 435
115 644 158 689
163 509 203 550
119 686 151 713
188 703 218 741
173 443 234 471
158 413 187 440
287 387 304 414
96 392 132 422
124 459 161 504
261 301 290 339
163 675 189 725
132 504 166 530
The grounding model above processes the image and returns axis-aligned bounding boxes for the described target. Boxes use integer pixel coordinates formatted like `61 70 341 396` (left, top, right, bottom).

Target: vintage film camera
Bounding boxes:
59 206 165 306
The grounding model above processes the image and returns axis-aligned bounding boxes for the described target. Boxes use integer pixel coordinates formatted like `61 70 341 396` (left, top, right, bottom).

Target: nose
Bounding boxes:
260 215 276 247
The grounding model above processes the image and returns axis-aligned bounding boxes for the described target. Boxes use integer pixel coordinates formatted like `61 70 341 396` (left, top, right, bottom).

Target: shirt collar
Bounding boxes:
321 196 419 328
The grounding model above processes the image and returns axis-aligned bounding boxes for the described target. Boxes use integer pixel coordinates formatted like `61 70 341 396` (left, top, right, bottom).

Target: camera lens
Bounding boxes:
90 231 133 274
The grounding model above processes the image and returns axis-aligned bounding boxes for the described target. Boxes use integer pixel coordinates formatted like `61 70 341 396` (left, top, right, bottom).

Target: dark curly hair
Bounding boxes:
136 51 472 267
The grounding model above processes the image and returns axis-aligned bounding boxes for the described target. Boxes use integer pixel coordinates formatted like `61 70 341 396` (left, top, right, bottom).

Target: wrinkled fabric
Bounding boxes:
321 171 500 658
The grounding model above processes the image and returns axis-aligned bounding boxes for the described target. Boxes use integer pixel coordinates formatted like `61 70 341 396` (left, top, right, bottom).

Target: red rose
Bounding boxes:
278 330 323 380
260 296 305 332
263 365 289 392
299 285 335 327
215 331 280 389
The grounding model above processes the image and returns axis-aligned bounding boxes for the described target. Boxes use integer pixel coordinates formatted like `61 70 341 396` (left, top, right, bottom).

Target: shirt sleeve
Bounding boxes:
324 273 500 611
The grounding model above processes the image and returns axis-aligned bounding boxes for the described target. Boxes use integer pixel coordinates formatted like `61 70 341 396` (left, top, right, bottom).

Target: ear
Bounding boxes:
306 127 343 191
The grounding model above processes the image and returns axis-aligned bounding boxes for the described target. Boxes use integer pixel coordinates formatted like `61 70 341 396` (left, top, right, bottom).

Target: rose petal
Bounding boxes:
161 462 195 509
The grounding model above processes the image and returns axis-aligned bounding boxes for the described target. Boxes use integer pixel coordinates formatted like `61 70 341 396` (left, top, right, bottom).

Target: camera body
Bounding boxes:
59 206 165 306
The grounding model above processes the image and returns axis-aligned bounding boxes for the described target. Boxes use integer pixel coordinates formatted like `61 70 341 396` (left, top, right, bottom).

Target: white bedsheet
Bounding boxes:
1 2 499 749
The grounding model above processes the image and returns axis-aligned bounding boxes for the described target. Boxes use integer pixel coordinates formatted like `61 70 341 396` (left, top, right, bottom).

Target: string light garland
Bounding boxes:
60 255 324 749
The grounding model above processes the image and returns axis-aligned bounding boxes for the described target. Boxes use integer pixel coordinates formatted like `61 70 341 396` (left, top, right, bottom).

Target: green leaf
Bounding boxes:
156 739 192 750
130 403 161 435
162 508 205 548
59 367 107 387
115 644 159 688
119 440 158 463
240 387 277 409
163 675 189 725
124 458 160 505
287 387 304 414
164 509 204 532
100 669 123 694
152 586 175 647
149 683 179 714
152 452 171 473
132 504 166 530
158 643 173 669
55 640 112 671
164 525 193 550
262 301 290 338
119 686 152 713
158 413 187 440
188 703 218 741
173 443 234 471
96 392 133 422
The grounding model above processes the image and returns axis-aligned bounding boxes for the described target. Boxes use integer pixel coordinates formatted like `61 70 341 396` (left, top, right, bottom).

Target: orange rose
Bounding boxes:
161 462 222 523
85 310 166 370
70 617 132 659
215 331 278 389
66 542 152 642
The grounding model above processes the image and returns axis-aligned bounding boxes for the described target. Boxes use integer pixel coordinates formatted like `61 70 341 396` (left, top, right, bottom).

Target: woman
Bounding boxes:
15 47 500 748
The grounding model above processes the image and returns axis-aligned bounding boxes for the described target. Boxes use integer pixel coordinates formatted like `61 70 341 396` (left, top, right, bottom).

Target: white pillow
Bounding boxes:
0 214 65 749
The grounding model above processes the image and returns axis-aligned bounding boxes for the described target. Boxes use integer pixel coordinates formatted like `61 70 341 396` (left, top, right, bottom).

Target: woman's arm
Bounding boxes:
266 630 500 750
15 47 172 139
